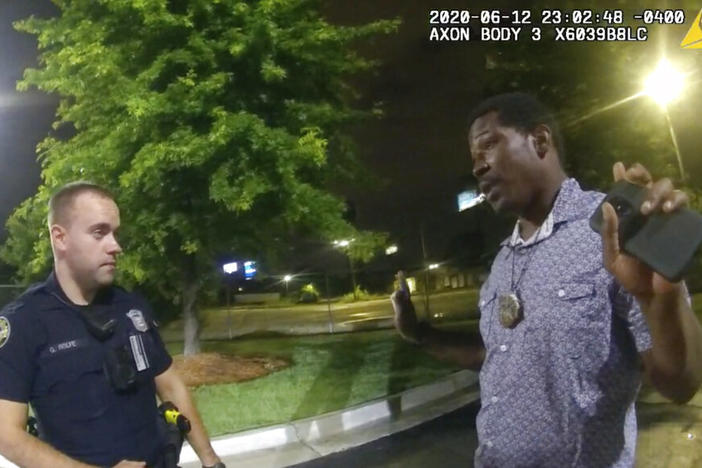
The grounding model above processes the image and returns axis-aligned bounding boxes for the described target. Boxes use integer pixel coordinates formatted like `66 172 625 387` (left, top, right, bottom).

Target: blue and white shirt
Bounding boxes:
475 178 652 468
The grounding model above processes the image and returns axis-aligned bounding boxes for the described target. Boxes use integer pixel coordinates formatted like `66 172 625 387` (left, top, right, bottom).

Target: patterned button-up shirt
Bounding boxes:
475 178 652 468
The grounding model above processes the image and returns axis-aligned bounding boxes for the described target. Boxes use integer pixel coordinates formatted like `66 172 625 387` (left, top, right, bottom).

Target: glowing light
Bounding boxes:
644 60 685 107
244 261 257 279
284 275 292 282
428 263 439 270
333 239 353 248
385 245 398 255
222 262 238 274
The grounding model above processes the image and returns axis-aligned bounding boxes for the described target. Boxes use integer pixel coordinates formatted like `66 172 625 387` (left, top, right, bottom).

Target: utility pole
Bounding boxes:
226 279 233 340
325 272 334 334
347 255 358 300
420 222 430 318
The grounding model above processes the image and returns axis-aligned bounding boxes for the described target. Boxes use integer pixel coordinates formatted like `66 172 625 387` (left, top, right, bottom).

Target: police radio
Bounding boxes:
103 345 138 392
74 304 138 392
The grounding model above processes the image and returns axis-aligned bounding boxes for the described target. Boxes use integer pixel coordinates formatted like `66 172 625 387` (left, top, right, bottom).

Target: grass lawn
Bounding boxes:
165 323 478 437
163 292 702 437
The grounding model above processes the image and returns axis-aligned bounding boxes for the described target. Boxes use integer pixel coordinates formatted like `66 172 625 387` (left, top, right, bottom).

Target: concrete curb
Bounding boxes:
180 370 479 468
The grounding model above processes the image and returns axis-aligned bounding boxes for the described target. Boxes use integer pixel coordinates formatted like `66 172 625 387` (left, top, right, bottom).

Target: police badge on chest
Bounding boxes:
126 309 149 332
126 309 150 372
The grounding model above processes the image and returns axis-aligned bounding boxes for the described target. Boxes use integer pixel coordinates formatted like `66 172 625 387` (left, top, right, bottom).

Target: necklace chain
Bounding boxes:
509 224 543 294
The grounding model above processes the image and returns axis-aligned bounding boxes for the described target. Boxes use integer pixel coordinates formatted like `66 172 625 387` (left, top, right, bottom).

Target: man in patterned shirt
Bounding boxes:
391 92 702 467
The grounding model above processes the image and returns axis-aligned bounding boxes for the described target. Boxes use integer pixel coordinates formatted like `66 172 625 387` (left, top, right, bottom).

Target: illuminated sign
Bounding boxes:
244 261 257 280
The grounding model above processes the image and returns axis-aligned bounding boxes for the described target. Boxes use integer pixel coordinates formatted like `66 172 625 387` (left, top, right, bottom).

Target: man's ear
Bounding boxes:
50 225 67 252
530 124 552 159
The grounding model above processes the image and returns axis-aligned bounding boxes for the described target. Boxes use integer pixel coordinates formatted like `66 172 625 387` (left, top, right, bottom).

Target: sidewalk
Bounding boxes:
635 385 702 467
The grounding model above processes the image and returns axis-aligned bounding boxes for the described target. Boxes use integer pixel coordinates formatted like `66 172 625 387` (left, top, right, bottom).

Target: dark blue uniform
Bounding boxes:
0 272 173 466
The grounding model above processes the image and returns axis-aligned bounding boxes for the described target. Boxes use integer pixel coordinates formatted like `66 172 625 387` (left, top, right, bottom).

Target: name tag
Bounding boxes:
44 338 89 357
129 334 150 372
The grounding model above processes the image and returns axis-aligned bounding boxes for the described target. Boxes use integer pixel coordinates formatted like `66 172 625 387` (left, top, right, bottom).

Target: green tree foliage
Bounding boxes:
4 0 398 354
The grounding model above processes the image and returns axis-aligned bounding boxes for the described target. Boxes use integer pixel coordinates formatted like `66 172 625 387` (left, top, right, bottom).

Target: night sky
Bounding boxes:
0 1 57 241
0 1 700 271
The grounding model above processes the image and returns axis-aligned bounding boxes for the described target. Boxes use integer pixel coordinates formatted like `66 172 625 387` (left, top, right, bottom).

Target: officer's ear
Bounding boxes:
50 224 68 251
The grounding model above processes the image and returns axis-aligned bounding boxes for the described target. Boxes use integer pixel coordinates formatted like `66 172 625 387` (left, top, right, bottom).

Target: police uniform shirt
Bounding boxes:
0 272 173 466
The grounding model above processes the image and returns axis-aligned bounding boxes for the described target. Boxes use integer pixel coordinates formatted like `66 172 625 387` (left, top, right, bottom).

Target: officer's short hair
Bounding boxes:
48 181 115 228
467 92 565 162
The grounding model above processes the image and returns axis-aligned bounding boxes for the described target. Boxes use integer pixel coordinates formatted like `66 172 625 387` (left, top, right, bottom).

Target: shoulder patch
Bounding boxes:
0 317 10 349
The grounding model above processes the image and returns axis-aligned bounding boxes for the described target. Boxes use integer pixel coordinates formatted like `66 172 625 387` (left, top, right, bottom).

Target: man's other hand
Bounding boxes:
390 272 422 343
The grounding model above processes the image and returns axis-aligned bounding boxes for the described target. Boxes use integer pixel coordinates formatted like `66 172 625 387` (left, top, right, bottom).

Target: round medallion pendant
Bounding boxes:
498 293 523 329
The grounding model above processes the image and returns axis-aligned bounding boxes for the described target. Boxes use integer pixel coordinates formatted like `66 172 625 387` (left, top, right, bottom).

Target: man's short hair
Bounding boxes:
467 92 565 161
48 181 115 227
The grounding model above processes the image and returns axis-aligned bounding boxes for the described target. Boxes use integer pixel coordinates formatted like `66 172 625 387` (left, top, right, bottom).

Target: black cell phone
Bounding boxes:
589 180 702 282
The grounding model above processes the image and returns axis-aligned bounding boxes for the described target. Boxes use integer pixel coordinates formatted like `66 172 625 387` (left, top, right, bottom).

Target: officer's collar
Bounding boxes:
45 270 112 306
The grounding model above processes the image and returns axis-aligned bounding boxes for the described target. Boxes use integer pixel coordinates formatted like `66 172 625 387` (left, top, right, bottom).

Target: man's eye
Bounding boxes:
93 231 105 238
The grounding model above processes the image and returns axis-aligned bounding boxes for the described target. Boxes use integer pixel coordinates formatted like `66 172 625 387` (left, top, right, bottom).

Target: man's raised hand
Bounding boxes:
390 271 422 344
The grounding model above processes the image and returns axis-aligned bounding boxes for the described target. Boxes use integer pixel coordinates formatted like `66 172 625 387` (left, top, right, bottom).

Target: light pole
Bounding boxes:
283 274 292 295
333 239 357 300
221 262 238 340
643 59 687 180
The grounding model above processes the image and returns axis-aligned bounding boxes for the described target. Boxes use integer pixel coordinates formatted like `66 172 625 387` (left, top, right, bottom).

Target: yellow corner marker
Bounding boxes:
681 9 702 49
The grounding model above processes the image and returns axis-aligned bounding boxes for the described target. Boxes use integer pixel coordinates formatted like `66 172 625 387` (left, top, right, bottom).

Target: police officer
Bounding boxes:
0 182 225 468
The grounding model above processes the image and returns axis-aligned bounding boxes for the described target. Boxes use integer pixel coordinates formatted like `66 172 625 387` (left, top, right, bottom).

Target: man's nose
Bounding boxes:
473 162 489 179
108 235 122 255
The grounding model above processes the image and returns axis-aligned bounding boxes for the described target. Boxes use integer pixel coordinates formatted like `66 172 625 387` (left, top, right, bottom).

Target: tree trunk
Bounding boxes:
348 255 357 300
182 268 201 356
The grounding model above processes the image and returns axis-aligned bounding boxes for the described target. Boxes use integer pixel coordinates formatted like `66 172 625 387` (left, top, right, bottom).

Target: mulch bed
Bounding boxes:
173 352 289 387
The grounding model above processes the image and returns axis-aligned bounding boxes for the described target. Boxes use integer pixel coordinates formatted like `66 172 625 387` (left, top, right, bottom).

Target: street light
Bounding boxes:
643 59 685 108
385 244 398 255
333 239 353 248
332 238 358 300
222 262 238 340
642 59 687 180
283 274 292 295
428 263 440 270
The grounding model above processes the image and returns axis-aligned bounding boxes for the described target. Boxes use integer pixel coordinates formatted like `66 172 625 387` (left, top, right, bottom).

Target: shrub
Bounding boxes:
298 283 320 303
